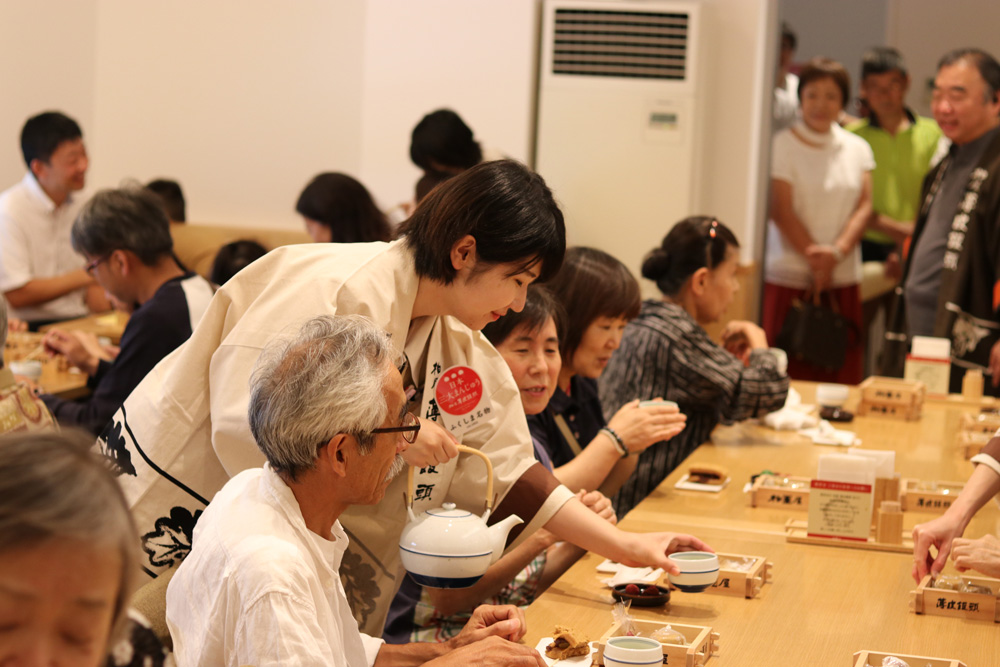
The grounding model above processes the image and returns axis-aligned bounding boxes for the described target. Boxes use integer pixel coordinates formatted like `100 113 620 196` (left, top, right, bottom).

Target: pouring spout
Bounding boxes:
487 514 524 564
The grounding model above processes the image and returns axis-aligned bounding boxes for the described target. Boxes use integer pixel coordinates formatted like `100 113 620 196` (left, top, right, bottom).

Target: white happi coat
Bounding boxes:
99 240 572 635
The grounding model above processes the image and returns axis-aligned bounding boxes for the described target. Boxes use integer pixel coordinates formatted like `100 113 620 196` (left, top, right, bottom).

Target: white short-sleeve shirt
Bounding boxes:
166 467 385 667
0 173 87 321
765 124 876 289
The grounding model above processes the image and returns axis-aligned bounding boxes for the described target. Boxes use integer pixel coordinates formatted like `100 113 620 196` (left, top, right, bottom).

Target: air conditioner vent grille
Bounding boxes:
552 8 689 79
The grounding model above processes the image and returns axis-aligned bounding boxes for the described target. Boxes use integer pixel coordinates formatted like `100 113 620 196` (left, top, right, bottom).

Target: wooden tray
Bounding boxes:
747 474 810 509
784 519 912 554
593 619 719 667
707 553 772 599
853 650 967 667
899 479 964 513
856 377 925 420
910 574 1000 622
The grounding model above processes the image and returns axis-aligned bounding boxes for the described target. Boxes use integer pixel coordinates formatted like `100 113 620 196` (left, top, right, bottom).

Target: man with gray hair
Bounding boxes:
37 187 213 434
166 314 545 666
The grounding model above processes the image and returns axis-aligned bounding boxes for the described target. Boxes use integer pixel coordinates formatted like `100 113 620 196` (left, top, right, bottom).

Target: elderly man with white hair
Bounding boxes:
166 314 545 666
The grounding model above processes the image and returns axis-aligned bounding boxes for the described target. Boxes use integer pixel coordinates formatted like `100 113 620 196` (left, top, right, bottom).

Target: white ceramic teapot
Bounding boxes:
398 445 523 588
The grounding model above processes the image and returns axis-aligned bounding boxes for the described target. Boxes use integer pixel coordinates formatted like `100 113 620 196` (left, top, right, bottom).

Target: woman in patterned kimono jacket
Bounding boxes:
97 161 711 636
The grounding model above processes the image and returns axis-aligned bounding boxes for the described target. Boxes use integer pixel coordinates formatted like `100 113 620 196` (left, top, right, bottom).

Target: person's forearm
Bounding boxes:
771 211 815 256
4 270 91 308
375 641 449 666
947 464 1000 530
835 202 872 255
544 498 634 563
427 532 553 617
552 432 622 492
871 214 913 244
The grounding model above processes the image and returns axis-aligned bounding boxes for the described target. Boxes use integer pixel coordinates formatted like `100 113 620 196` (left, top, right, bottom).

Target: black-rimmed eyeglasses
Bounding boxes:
370 412 421 444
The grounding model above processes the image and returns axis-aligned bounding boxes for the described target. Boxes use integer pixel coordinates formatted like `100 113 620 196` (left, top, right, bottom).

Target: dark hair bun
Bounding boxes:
641 248 671 281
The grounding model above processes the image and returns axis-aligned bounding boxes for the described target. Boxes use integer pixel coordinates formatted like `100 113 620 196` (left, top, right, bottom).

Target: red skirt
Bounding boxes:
761 282 864 384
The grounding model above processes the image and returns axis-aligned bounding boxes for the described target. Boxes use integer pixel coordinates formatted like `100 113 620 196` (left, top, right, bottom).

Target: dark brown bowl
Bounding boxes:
611 583 670 607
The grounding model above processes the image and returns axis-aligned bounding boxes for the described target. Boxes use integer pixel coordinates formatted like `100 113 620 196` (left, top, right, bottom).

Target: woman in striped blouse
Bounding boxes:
599 217 790 517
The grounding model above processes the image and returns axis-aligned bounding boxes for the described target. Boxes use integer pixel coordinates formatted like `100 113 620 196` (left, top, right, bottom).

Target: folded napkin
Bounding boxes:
800 419 859 446
596 559 664 587
762 387 819 431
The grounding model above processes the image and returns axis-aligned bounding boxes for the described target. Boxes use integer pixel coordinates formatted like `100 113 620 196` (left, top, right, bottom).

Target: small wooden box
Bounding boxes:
958 410 1000 436
910 574 1000 622
853 650 967 667
899 479 964 513
707 553 772 598
593 620 719 667
856 377 925 420
747 474 810 509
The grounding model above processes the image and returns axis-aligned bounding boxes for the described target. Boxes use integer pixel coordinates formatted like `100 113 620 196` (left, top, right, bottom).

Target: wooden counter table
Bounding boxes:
4 332 89 399
524 382 1000 664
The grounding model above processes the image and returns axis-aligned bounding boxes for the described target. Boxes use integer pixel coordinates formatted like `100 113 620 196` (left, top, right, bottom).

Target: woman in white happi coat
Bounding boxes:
99 160 710 635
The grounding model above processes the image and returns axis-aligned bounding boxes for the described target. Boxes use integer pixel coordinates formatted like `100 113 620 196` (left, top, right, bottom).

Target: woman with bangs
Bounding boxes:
108 161 711 638
529 247 687 498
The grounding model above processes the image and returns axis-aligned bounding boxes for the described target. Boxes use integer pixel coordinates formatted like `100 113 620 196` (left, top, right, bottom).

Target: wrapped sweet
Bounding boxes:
650 624 686 646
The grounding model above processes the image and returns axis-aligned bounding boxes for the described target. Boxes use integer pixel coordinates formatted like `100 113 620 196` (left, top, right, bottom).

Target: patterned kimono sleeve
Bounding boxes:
598 328 671 422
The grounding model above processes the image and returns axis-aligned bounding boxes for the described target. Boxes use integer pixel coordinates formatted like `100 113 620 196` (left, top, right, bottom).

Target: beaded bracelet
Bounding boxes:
600 427 628 458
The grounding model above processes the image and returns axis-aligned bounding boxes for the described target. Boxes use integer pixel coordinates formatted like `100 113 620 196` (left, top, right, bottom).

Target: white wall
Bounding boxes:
88 0 366 228
358 0 539 210
888 0 1000 117
0 1 97 189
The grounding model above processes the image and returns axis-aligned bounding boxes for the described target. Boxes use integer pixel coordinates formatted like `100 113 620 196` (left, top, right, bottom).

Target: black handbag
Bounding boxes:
776 291 859 372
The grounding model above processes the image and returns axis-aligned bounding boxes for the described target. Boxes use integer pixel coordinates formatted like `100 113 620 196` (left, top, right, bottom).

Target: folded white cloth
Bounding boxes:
800 419 859 446
762 386 819 431
596 559 664 587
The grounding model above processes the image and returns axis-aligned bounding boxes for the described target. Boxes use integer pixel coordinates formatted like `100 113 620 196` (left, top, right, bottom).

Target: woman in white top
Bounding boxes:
763 56 875 383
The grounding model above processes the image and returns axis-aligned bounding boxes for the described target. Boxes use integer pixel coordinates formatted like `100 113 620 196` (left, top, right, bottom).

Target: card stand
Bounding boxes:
853 650 967 667
910 574 1000 622
899 479 964 513
707 553 772 598
856 377 925 420
747 474 810 509
784 519 913 554
593 620 719 667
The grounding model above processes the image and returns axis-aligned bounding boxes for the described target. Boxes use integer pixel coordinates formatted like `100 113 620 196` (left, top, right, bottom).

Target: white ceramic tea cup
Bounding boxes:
667 551 719 593
603 636 663 667
9 359 42 382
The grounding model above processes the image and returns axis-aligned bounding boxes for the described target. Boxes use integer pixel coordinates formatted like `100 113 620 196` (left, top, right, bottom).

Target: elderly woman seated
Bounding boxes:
0 430 168 666
165 314 546 667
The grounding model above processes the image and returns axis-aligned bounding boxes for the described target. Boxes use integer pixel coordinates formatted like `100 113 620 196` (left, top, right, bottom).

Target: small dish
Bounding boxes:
611 583 670 607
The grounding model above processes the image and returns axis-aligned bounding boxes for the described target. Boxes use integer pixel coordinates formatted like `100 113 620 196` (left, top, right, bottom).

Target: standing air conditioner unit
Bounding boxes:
536 0 702 292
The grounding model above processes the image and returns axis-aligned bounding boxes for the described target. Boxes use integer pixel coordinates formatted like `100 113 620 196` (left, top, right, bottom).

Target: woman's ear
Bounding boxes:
689 267 710 297
450 235 478 272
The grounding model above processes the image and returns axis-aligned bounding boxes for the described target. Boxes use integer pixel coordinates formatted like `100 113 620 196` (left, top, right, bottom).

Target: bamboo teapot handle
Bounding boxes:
405 444 494 511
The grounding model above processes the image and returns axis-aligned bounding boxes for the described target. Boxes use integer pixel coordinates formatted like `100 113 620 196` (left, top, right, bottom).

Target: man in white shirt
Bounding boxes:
0 111 106 326
166 314 545 667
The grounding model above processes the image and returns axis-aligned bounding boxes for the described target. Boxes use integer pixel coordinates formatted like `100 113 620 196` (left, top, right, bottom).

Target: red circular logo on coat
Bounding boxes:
435 366 483 416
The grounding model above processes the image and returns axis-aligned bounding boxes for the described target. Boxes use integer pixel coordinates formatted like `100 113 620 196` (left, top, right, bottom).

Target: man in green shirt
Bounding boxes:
848 47 943 266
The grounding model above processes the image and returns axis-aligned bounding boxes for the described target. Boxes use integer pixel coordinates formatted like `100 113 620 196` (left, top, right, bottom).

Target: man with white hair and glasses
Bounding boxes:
166 314 545 666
